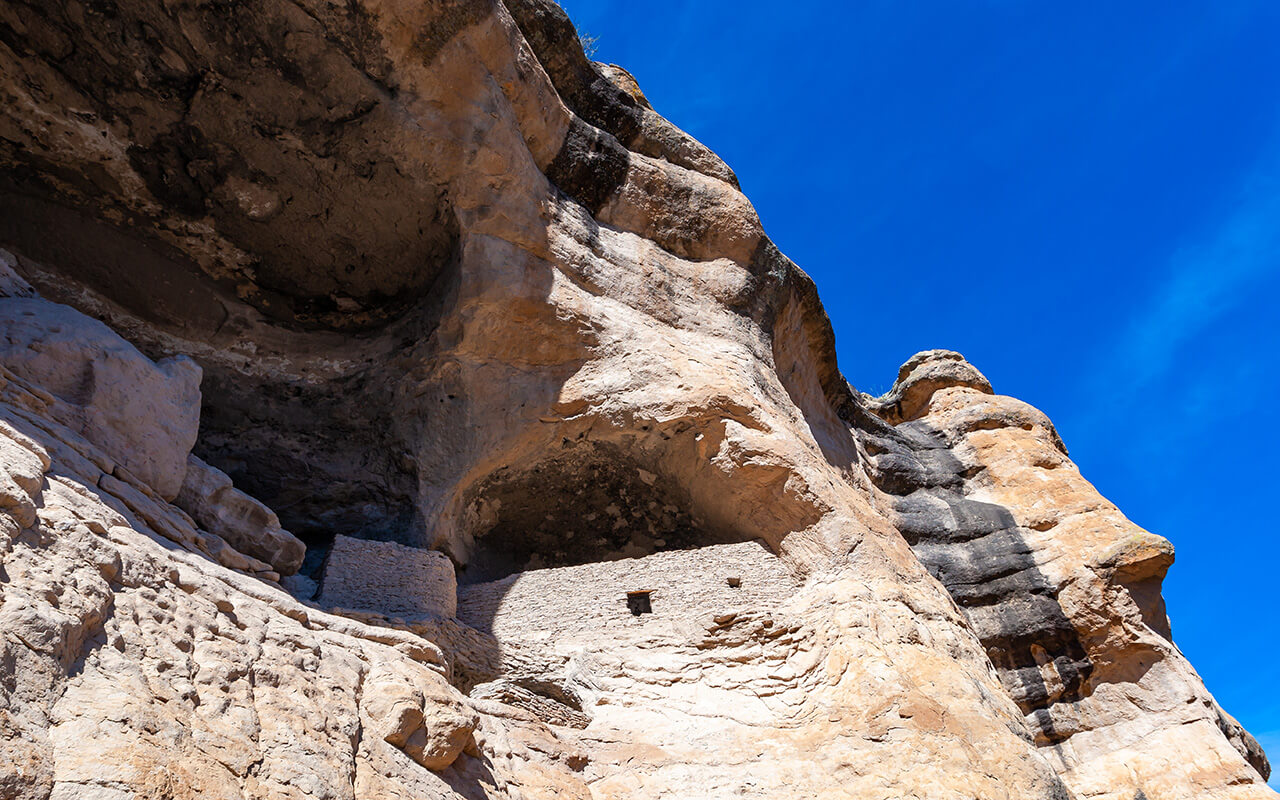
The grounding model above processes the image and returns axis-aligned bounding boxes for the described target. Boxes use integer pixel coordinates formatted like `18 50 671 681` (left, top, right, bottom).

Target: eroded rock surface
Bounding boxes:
0 255 200 501
867 352 1272 797
176 453 306 575
0 1 1271 798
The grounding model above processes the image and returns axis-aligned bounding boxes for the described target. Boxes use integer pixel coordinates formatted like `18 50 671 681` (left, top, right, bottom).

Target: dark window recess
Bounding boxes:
627 590 653 616
726 576 741 588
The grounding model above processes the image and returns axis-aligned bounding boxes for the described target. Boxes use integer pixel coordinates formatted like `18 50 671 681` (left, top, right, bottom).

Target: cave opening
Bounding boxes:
456 440 744 585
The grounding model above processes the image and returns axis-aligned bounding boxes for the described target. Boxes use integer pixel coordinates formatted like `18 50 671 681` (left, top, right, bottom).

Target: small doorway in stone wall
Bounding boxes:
627 590 653 616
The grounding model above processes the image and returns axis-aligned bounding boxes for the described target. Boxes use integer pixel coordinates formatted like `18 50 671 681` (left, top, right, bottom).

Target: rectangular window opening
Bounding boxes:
626 590 653 615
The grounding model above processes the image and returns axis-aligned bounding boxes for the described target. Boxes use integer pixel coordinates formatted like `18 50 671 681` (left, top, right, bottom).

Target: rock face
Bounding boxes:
0 256 201 501
176 454 306 575
0 1 1271 799
864 351 1272 795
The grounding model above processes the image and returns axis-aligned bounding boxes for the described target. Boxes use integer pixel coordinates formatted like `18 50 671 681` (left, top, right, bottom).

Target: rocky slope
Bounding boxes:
0 0 1272 798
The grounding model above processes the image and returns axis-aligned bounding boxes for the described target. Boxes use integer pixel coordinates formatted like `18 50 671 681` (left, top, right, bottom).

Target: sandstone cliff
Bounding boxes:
0 1 1271 798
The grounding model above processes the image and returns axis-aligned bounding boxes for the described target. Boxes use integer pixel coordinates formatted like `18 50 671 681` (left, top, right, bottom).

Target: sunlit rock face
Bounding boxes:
0 1 1272 798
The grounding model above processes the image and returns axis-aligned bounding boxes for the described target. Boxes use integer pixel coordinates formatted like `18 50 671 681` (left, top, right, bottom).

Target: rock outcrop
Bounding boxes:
176 454 306 575
865 350 1271 796
0 1 1271 799
0 270 200 501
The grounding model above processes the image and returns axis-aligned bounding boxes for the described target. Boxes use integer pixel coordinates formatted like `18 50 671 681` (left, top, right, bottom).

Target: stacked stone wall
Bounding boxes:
457 540 797 640
319 534 458 619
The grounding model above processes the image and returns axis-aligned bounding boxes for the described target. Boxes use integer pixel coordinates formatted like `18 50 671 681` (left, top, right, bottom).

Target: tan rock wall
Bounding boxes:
868 350 1274 799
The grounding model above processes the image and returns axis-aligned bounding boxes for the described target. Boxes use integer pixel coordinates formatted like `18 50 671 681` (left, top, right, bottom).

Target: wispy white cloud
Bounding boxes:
1085 150 1280 403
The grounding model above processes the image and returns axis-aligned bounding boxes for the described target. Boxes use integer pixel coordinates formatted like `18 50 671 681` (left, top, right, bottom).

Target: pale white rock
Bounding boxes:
0 359 499 800
0 294 199 500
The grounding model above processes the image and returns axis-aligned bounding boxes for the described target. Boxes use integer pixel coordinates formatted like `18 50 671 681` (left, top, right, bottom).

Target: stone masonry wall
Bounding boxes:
456 540 798 641
318 534 458 619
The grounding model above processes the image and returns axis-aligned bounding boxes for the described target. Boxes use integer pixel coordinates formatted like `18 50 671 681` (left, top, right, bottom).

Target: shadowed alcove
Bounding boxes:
453 439 746 585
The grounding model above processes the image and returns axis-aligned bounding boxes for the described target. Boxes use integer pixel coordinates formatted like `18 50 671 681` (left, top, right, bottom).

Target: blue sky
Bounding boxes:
562 0 1280 780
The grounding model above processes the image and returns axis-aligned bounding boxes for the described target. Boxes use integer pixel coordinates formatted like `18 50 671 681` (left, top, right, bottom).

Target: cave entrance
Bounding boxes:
456 439 741 585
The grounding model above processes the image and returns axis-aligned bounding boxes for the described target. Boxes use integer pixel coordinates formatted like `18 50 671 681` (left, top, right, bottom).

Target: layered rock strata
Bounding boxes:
865 351 1271 796
0 1 1272 798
